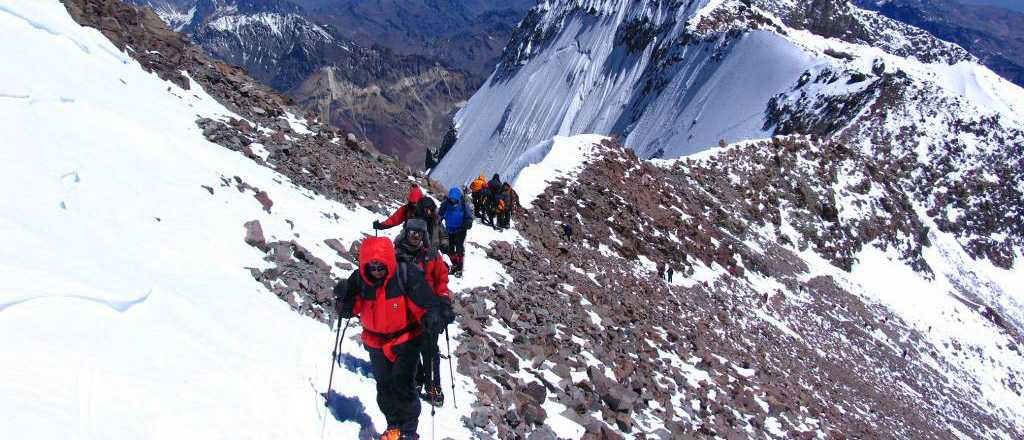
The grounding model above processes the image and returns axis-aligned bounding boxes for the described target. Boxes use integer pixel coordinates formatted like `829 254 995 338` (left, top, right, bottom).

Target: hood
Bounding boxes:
407 185 424 204
448 187 462 201
397 218 431 250
476 174 486 182
416 197 437 217
358 237 398 285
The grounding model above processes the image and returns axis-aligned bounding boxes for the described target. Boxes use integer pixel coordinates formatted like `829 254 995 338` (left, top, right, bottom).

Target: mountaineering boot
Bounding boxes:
426 385 445 407
380 429 402 440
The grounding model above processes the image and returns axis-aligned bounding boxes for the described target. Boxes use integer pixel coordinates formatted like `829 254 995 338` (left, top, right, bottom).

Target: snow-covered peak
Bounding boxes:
433 0 1022 185
207 11 332 41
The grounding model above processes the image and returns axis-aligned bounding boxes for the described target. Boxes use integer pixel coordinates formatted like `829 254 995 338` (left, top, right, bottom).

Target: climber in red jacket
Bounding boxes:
373 185 424 230
334 237 454 440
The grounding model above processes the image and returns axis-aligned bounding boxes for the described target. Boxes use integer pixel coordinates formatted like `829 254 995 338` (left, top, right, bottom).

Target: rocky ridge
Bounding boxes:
453 138 1023 438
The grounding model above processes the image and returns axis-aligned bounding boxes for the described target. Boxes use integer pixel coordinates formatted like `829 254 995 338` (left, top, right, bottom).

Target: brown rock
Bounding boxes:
243 220 268 251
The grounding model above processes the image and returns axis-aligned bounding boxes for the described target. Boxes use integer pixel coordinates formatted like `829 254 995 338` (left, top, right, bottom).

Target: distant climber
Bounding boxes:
484 174 502 227
393 219 452 407
561 222 573 242
413 197 448 255
439 187 473 277
373 185 424 230
333 237 454 440
495 183 514 230
469 174 488 219
667 267 674 283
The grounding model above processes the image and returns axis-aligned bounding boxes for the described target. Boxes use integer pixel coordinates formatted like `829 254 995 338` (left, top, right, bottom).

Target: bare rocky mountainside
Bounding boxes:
125 0 530 167
58 0 1023 438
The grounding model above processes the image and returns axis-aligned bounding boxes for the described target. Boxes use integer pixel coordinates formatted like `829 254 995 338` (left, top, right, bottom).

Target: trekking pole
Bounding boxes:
325 318 351 405
445 327 457 408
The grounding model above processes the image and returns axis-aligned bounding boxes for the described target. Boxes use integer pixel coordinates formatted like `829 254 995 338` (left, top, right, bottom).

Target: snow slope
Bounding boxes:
510 134 608 208
431 0 1024 188
0 2 496 438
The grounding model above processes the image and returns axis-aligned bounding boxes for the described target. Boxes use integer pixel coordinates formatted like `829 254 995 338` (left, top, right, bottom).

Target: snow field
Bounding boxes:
0 2 488 438
511 134 609 208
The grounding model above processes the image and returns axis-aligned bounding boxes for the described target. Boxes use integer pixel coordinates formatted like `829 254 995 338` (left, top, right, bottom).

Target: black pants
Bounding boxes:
368 336 423 435
472 193 484 218
449 229 466 258
418 332 442 390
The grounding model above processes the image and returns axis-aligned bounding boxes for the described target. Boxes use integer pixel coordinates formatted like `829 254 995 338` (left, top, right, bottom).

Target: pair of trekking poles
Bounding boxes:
323 319 458 422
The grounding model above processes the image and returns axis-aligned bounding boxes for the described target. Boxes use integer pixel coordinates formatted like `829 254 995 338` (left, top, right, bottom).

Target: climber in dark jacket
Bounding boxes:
334 237 454 440
393 219 452 406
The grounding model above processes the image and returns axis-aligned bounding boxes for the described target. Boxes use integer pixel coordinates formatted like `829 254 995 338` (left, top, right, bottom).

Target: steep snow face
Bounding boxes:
511 134 610 208
0 2 487 438
431 0 1024 188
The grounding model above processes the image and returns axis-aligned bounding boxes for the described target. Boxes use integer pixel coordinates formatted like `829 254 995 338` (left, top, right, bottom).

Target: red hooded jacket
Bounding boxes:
346 237 442 361
379 186 424 229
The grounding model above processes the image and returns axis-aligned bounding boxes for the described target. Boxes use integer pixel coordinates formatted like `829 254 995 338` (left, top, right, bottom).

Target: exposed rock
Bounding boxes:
243 220 268 252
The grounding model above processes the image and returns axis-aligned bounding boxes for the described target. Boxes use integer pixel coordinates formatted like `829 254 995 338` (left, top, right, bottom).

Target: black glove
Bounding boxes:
441 301 456 326
423 310 447 335
333 278 356 318
372 220 383 230
336 298 355 318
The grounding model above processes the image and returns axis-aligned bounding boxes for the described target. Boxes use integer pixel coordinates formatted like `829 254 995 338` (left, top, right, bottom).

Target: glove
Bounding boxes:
441 301 456 326
335 298 355 319
423 310 447 335
372 220 383 230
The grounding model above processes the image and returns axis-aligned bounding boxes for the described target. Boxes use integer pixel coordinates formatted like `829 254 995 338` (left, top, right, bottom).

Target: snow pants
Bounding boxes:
418 332 442 390
449 229 466 268
368 336 423 435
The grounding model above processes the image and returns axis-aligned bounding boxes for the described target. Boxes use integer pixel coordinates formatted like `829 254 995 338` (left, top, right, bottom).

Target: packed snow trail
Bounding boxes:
0 1 495 438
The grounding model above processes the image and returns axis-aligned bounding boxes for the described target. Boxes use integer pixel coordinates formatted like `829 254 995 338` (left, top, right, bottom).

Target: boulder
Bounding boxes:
243 220 268 252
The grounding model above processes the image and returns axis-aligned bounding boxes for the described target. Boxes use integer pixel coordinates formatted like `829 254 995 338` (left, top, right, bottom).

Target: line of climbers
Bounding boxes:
372 185 473 277
468 173 520 230
334 217 457 440
334 183 483 440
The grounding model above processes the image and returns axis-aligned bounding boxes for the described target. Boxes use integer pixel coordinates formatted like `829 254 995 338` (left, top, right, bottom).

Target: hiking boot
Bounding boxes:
419 385 445 407
380 429 402 440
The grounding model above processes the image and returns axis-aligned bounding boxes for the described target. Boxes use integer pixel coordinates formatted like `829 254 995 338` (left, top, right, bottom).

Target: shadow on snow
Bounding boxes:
322 389 378 440
337 352 374 378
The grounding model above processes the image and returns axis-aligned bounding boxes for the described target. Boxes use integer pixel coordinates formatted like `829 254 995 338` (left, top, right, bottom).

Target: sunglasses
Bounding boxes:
408 230 424 240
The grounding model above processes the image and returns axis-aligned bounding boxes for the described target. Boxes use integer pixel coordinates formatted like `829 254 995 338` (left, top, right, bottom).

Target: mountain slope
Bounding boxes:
447 135 1024 438
295 0 536 77
854 0 1024 87
4 1 1024 439
0 1 477 438
127 0 480 168
431 0 1023 187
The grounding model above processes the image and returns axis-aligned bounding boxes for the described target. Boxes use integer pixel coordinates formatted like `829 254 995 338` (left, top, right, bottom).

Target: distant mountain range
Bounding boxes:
126 0 533 166
855 0 1024 86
